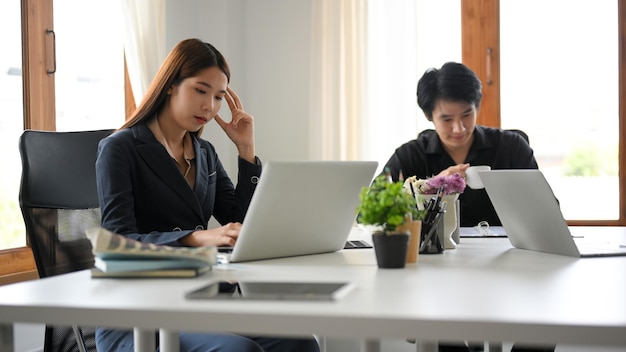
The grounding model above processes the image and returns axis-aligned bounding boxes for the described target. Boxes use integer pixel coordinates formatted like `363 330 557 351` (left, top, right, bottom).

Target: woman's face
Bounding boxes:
431 99 477 151
167 66 228 132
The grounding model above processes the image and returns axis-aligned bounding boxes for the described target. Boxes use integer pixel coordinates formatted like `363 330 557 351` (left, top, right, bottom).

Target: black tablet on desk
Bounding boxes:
185 280 354 301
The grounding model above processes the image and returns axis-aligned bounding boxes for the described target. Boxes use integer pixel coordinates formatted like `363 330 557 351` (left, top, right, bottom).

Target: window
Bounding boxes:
366 0 624 224
500 0 619 221
0 0 26 251
0 0 125 283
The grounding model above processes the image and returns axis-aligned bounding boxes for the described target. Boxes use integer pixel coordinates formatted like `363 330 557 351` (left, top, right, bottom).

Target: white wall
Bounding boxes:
164 0 313 178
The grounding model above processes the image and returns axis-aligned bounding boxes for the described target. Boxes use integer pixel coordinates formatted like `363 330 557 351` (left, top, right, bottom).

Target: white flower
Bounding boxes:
403 176 432 195
403 176 431 210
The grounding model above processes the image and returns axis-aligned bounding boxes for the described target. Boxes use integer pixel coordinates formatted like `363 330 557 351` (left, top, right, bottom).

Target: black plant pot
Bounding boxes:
371 232 409 268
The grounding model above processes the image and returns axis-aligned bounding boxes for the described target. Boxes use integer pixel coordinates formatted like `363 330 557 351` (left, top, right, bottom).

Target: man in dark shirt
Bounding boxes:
383 62 551 352
382 62 538 227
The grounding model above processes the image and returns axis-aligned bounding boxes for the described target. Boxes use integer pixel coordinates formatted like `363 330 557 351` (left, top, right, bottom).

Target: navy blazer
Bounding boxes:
95 122 262 247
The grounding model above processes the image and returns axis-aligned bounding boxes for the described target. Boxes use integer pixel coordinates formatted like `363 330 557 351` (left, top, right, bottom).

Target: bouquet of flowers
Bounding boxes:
403 173 467 251
404 173 466 196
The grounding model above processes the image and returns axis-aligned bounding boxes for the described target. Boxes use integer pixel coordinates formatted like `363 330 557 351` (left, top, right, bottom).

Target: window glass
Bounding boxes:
500 0 618 220
0 0 26 250
0 0 125 252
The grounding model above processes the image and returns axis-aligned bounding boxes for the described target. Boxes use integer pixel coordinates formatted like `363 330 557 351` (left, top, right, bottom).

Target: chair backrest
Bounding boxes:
506 128 529 144
18 129 114 352
418 128 530 145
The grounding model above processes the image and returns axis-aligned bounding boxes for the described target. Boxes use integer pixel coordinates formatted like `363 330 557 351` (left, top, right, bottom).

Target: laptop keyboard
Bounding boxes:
218 241 371 256
344 240 372 249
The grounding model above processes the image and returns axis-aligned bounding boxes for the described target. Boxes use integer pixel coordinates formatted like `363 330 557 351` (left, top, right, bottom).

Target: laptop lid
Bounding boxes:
227 160 378 263
479 169 626 257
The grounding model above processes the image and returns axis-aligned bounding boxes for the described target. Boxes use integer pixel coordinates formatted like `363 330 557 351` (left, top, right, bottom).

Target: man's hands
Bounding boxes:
438 163 470 178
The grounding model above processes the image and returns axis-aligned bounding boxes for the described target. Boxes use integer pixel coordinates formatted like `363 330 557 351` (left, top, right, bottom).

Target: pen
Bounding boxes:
420 212 443 252
408 182 423 211
434 185 444 210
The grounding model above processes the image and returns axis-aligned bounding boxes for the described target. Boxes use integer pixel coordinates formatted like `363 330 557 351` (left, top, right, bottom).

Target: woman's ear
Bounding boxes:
167 83 179 95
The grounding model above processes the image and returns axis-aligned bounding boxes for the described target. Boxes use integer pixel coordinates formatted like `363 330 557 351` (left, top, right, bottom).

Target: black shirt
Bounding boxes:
382 125 538 227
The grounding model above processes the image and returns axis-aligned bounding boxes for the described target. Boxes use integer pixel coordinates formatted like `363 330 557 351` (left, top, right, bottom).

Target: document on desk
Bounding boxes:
185 280 355 301
86 227 216 278
459 225 507 237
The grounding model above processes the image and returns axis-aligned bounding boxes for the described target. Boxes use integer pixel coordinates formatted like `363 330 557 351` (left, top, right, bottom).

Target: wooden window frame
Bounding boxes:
0 0 56 286
0 0 134 285
461 0 626 226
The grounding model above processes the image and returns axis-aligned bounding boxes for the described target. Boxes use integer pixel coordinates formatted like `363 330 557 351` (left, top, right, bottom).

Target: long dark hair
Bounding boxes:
121 39 231 137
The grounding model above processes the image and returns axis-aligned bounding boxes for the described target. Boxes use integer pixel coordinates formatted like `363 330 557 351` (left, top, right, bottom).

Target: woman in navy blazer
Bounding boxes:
95 39 319 352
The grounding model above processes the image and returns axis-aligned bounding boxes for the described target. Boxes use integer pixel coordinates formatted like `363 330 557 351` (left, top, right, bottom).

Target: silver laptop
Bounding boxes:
479 169 626 257
219 160 378 263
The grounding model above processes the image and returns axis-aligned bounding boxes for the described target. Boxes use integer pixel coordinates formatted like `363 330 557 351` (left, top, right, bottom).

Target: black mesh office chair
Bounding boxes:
18 129 114 352
417 128 530 145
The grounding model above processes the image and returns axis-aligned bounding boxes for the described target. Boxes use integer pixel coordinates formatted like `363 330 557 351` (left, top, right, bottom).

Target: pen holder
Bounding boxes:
419 210 444 254
451 199 461 244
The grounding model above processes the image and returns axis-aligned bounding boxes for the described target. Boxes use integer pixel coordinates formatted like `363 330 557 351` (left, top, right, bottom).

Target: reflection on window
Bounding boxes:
501 0 618 220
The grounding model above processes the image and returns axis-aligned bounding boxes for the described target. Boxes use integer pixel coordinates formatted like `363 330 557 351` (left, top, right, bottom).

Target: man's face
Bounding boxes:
431 99 477 150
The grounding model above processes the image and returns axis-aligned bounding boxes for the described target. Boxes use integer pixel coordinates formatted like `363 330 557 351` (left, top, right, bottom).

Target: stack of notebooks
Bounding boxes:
86 228 217 278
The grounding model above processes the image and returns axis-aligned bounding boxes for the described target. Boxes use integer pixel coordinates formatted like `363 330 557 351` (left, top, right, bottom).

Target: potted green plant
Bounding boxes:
356 174 425 268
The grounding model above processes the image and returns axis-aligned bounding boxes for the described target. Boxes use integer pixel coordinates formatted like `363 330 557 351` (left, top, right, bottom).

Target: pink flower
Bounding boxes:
421 173 466 195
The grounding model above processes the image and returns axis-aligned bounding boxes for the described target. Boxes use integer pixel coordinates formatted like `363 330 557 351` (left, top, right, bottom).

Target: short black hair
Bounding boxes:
416 62 483 121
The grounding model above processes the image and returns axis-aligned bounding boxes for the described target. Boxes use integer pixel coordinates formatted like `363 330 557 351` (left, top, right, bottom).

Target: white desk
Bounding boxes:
1 227 626 352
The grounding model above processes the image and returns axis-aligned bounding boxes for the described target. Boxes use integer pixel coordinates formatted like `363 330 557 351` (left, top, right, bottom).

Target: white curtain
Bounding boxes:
364 0 420 174
310 0 368 161
364 1 460 175
121 0 166 103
